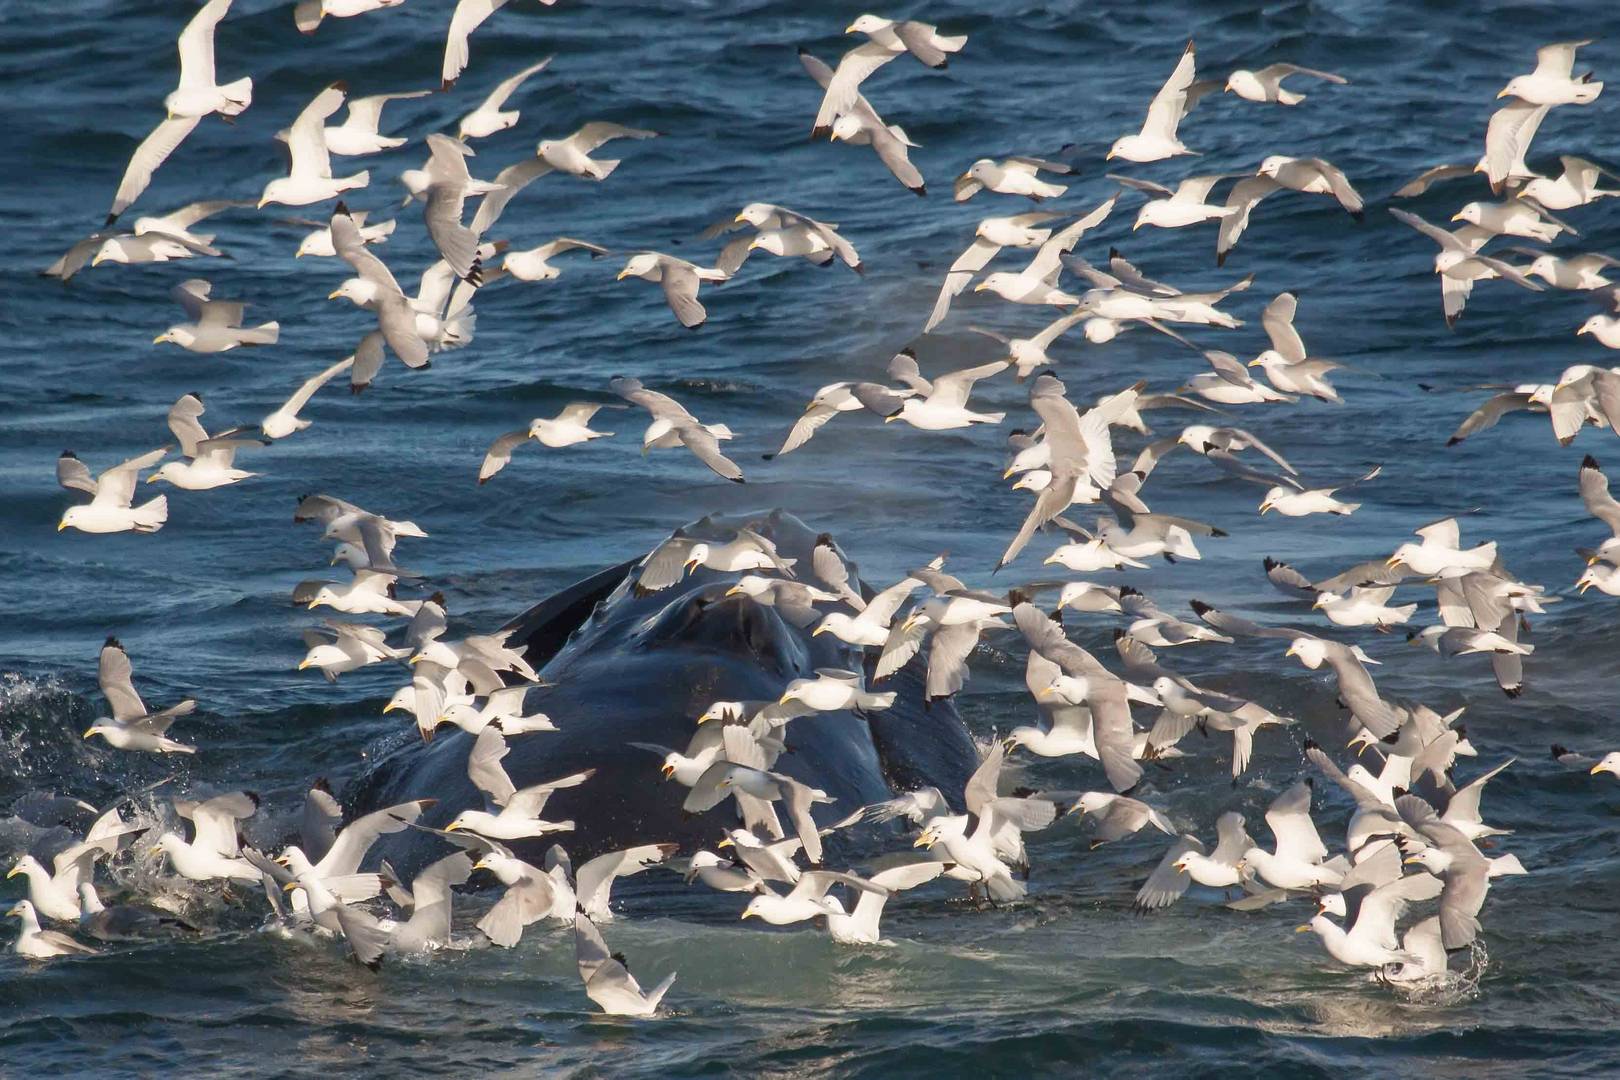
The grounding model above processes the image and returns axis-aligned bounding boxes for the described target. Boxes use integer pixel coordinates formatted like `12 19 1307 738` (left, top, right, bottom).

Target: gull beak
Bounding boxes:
1132 221 1143 232
1496 88 1510 99
615 269 630 281
1284 645 1298 658
725 585 744 596
145 474 159 484
57 521 68 531
1003 466 1016 479
294 251 304 258
282 882 300 893
152 334 167 344
1174 864 1187 876
811 624 829 636
1038 685 1057 699
884 414 899 422
444 823 460 832
4 867 20 879
973 281 990 292
306 599 321 610
828 130 842 143
1449 212 1464 222
733 212 748 223
1590 763 1607 775
1294 924 1312 933
472 859 489 872
1587 554 1601 566
1259 502 1272 514
913 835 934 849
148 845 164 857
256 197 270 209
1402 855 1422 865
844 22 858 32
739 910 755 920
1384 556 1403 569
1311 597 1324 610
82 728 97 739
1578 579 1594 594
1105 149 1116 161
660 764 674 780
408 654 424 665
717 837 733 849
777 692 793 705
327 289 344 300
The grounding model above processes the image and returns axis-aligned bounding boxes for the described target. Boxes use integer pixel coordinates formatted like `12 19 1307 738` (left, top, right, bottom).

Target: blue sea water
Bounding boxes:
3 0 1620 1074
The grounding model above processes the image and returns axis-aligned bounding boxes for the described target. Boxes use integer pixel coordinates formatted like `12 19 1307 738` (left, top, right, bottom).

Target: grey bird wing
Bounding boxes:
468 727 517 806
98 640 148 722
1134 835 1202 911
675 422 744 483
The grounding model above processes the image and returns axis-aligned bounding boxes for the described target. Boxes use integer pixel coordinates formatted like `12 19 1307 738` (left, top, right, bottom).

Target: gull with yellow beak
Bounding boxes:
445 727 593 840
1498 41 1603 106
1106 40 1199 163
83 637 197 754
258 82 370 208
707 203 862 276
1590 752 1620 777
56 448 169 535
152 279 279 354
615 253 730 331
799 49 924 196
6 900 98 960
809 14 966 138
1224 63 1347 105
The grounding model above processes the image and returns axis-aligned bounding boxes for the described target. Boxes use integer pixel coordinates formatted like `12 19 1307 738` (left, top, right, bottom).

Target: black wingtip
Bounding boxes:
912 184 926 197
1445 437 1461 447
1211 528 1229 538
1583 454 1600 470
104 213 119 227
1189 599 1212 615
104 635 121 648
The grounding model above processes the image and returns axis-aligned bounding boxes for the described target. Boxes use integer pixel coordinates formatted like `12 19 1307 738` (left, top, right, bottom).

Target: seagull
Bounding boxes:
712 203 862 274
458 56 552 139
292 209 395 257
7 806 142 920
442 0 558 89
152 792 262 883
1514 248 1620 289
1239 782 1343 890
1218 156 1363 263
954 157 1072 202
147 393 267 490
1452 198 1576 243
82 637 198 753
133 198 251 247
810 14 966 138
574 914 676 1017
799 50 924 195
1498 40 1602 106
1112 173 1240 230
616 253 730 329
56 449 169 535
1520 156 1620 211
740 869 889 925
6 901 96 960
1284 636 1403 739
298 620 406 681
1134 813 1252 910
260 357 354 438
1070 792 1175 847
1479 99 1549 193
324 90 431 155
1246 292 1344 402
469 123 659 234
611 375 743 481
1297 871 1443 968
1259 466 1380 517
259 83 370 208
972 196 1118 306
331 851 474 969
414 134 490 282
502 238 608 281
295 0 404 33
329 203 430 372
106 0 253 222
1387 515 1497 576
1388 208 1545 327
862 358 1008 431
1224 64 1347 105
1108 40 1198 163
154 280 280 353
925 212 1066 331
447 728 592 840
478 403 621 483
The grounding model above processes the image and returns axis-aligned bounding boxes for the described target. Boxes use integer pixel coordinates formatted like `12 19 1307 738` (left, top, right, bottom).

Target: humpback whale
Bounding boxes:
345 511 981 876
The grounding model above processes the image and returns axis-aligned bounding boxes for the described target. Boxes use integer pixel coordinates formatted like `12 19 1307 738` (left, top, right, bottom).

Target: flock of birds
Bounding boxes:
16 0 1620 1019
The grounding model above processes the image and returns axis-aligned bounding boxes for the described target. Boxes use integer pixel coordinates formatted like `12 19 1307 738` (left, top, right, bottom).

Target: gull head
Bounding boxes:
148 463 187 486
740 896 765 920
1011 470 1051 493
1344 763 1381 791
1386 543 1418 571
618 253 659 281
4 900 28 920
1347 728 1379 754
1225 70 1261 98
1402 846 1446 873
1317 892 1347 918
1069 792 1113 817
828 115 863 143
812 612 852 638
57 506 87 533
1311 592 1340 611
444 813 474 832
1591 752 1620 777
1577 315 1603 337
682 543 711 575
1525 255 1555 281
1258 486 1290 514
82 724 109 743
1247 349 1284 370
328 279 372 306
91 238 130 266
659 755 678 780
735 203 774 228
306 586 339 610
1256 156 1292 177
294 232 328 258
1285 636 1326 669
257 178 295 210
1497 77 1527 101
153 329 175 346
912 823 940 849
845 14 890 34
1451 203 1483 226
7 856 42 880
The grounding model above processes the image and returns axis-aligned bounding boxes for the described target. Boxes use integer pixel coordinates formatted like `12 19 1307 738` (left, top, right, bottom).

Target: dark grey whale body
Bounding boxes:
344 511 980 875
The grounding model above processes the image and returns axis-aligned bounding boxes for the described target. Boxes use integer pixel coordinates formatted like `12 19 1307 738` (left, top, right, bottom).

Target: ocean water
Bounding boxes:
3 0 1620 1074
